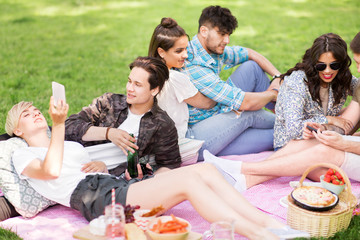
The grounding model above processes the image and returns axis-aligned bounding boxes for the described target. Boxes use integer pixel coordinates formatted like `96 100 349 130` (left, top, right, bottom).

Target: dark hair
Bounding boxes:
129 56 169 93
148 17 187 59
281 33 352 105
198 5 238 34
350 32 360 54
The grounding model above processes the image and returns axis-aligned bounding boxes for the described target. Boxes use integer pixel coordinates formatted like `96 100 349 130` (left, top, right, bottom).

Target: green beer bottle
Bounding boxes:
127 133 138 178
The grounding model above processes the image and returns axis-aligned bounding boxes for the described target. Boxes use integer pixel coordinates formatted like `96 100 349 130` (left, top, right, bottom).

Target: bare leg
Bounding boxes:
242 143 345 188
266 139 320 161
126 164 281 240
184 163 284 229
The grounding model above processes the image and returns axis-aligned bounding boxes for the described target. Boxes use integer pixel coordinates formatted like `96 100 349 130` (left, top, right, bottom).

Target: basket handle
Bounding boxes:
298 163 352 207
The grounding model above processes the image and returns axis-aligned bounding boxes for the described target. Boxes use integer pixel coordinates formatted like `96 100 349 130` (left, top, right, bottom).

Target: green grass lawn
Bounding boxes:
0 0 359 133
0 227 22 239
0 0 360 239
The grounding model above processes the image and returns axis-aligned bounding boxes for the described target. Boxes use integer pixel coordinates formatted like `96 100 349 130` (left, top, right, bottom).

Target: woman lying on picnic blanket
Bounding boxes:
273 33 358 150
3 58 309 240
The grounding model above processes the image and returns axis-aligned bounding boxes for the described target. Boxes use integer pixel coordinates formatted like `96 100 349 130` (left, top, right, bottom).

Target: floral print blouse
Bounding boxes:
274 70 358 149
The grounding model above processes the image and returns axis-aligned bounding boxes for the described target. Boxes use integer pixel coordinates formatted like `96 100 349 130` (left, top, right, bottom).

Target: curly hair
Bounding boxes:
198 5 238 34
281 33 352 106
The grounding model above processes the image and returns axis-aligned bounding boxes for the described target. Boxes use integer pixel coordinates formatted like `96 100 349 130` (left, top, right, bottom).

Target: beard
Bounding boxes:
205 38 225 55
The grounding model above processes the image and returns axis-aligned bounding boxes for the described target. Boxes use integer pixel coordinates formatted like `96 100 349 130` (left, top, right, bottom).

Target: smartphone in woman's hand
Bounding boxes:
52 81 66 106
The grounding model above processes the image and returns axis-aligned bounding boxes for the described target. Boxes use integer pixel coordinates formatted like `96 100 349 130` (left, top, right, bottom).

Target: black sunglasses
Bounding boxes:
315 62 341 71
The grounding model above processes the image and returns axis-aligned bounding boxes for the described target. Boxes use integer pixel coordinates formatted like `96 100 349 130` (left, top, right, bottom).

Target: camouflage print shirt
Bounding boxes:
65 93 181 173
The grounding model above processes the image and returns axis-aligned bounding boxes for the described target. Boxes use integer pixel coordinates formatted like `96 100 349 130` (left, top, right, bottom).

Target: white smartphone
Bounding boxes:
52 81 66 107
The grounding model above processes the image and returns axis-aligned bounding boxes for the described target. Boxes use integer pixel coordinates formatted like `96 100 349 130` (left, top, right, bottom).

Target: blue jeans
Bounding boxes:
228 60 275 110
186 60 275 160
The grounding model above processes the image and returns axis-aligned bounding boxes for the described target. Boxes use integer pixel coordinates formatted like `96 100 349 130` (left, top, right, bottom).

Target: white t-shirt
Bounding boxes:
12 141 96 207
86 109 143 170
157 70 198 138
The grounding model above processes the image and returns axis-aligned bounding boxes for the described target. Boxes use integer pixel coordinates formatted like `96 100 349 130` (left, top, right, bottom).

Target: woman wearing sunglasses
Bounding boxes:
273 33 358 149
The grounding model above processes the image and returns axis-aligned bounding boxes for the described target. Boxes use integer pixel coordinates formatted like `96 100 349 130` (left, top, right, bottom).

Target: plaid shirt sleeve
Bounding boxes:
223 46 249 70
186 64 245 110
186 46 248 110
181 36 251 123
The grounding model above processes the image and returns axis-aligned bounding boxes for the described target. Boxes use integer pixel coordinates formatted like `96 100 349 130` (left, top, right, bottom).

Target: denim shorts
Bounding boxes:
70 174 152 221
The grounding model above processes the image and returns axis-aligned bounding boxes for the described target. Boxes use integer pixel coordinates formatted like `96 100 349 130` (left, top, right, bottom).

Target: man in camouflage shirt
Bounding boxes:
65 57 181 175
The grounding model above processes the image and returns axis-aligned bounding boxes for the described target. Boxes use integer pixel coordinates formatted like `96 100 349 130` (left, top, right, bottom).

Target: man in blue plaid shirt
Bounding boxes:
180 6 281 160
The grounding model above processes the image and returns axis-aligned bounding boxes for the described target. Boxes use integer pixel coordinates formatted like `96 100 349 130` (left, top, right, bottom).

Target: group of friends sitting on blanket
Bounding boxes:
1 5 360 240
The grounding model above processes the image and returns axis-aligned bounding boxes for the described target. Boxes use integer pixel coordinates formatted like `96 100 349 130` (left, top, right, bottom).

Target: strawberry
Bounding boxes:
339 181 344 185
324 176 331 183
326 169 334 175
335 171 343 180
331 175 337 181
332 179 340 185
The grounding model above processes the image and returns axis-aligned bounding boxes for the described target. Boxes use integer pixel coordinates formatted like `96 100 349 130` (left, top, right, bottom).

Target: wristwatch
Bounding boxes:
272 74 281 80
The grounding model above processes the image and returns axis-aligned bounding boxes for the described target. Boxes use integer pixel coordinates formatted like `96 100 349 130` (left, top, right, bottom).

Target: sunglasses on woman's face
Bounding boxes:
315 62 341 71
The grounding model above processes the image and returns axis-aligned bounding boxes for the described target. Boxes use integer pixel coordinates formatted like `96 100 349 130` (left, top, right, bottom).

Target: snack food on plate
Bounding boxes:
142 205 165 217
134 209 157 231
147 215 191 240
292 186 336 207
150 214 189 234
125 223 147 240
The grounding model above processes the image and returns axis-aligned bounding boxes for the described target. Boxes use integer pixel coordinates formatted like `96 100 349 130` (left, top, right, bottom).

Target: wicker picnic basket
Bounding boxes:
287 163 357 238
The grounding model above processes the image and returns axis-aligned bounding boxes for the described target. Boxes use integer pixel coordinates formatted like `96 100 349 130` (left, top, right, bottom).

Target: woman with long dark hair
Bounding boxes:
148 17 215 139
274 33 358 149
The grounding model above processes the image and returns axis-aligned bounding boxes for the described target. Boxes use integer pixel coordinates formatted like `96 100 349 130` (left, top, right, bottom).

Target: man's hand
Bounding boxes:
268 88 278 102
124 163 152 180
268 77 281 93
107 128 139 155
81 161 108 173
49 96 69 126
326 116 353 134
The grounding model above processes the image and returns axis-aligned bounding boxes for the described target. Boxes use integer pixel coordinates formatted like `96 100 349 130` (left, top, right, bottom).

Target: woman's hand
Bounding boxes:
326 116 353 134
49 96 69 126
107 128 139 155
313 130 347 151
81 161 108 173
303 122 324 140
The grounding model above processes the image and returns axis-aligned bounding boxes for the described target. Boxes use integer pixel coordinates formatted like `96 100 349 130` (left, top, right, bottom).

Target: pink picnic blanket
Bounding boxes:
1 151 359 240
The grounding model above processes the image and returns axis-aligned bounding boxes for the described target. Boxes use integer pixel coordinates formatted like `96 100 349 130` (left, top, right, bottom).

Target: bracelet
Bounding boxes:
105 127 111 141
271 88 279 92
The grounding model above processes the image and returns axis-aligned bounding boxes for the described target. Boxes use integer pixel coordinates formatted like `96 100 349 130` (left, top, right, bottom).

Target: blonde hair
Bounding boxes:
5 101 33 136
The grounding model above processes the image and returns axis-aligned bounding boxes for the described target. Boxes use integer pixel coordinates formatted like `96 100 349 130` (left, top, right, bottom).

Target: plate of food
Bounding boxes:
134 205 164 231
147 214 191 240
291 186 339 212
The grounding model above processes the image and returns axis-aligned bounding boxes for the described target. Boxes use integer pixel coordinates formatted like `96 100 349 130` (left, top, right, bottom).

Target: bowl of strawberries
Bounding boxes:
320 168 345 195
